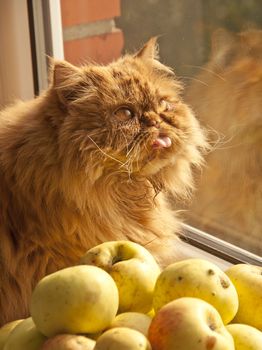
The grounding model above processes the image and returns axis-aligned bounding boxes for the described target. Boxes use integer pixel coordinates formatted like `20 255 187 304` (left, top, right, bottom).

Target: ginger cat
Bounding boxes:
0 39 207 325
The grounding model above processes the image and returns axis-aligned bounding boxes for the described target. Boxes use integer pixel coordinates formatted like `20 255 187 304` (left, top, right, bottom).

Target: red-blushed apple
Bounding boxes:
94 327 152 350
42 334 96 350
153 258 238 324
148 297 234 350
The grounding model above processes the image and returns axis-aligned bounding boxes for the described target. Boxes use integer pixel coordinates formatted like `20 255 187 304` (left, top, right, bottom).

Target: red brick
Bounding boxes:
61 0 120 27
63 30 124 65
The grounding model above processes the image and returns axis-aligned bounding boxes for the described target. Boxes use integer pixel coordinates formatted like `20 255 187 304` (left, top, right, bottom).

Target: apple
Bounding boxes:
84 332 102 341
226 324 262 350
30 265 119 337
80 241 161 313
153 258 238 324
109 312 152 336
42 334 96 350
3 317 46 350
94 327 152 350
225 264 262 330
148 297 234 350
147 309 155 318
0 320 23 350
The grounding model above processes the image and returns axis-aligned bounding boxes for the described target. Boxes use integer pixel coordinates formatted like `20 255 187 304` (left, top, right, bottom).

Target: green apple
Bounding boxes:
42 334 96 350
0 320 23 350
80 241 161 313
153 258 238 324
109 312 152 336
226 324 262 350
148 297 234 350
3 317 46 350
94 327 152 350
30 265 119 337
226 264 262 330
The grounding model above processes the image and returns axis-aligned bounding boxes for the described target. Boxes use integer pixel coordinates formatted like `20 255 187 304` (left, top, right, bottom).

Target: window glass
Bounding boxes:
60 0 262 256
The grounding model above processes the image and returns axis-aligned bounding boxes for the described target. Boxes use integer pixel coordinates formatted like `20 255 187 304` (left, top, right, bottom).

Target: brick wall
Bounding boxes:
60 0 124 65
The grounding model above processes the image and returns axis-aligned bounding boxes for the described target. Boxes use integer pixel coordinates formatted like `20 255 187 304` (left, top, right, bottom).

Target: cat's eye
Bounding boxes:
114 107 134 121
160 99 175 112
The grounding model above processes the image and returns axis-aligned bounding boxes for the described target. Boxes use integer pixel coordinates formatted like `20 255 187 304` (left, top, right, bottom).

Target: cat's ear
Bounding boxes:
134 37 175 77
210 28 237 67
134 37 159 60
50 59 84 106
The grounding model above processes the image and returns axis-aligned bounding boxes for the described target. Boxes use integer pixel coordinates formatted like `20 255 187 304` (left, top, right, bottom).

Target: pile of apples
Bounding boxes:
0 241 262 350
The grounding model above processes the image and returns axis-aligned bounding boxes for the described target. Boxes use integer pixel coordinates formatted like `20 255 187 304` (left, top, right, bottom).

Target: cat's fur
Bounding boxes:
0 39 207 325
185 29 262 255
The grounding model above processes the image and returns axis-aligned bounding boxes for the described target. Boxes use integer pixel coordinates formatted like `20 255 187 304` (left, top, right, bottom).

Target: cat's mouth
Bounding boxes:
152 134 172 149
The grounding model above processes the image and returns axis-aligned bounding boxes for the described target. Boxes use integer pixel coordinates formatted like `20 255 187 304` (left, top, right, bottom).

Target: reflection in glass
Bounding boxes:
117 0 262 255
60 0 262 255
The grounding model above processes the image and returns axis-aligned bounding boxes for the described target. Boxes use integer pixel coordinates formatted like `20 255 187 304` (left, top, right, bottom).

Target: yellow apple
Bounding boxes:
153 258 238 324
80 241 161 313
147 309 155 318
109 312 152 336
0 320 23 350
226 264 262 330
42 334 96 350
148 297 234 350
85 332 102 341
147 308 156 318
3 317 46 350
226 324 262 350
30 265 119 337
94 327 152 350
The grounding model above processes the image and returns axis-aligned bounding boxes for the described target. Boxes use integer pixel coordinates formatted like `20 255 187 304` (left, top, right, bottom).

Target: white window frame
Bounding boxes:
28 0 64 93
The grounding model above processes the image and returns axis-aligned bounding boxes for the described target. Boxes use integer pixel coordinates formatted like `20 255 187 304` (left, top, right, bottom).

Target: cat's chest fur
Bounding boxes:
35 176 178 269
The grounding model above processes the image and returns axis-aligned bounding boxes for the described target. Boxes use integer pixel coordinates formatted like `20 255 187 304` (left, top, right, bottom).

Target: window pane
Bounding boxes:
116 0 262 256
59 0 262 256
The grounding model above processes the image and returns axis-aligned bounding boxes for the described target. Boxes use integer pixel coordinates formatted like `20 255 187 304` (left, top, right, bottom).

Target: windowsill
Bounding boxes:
179 223 262 270
177 240 232 271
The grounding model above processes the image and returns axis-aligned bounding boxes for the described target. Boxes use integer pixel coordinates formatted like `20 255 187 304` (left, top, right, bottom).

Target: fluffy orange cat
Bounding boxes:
0 39 207 325
185 29 262 255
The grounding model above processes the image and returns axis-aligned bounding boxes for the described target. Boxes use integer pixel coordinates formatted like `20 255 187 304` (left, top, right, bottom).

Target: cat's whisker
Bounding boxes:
182 64 226 81
125 130 148 157
202 125 227 152
119 129 129 155
203 124 251 152
86 135 126 167
117 132 146 172
180 76 209 87
126 141 137 157
214 142 247 150
118 158 132 172
142 134 151 154
132 133 150 172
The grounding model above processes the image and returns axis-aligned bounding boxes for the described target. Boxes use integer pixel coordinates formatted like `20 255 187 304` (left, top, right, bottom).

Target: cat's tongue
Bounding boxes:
152 136 172 149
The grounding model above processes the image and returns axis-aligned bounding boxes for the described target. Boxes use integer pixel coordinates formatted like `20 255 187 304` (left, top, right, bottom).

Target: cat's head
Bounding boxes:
50 38 207 197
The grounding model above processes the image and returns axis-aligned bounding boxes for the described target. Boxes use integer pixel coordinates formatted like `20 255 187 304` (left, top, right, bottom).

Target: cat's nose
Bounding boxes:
141 113 161 128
